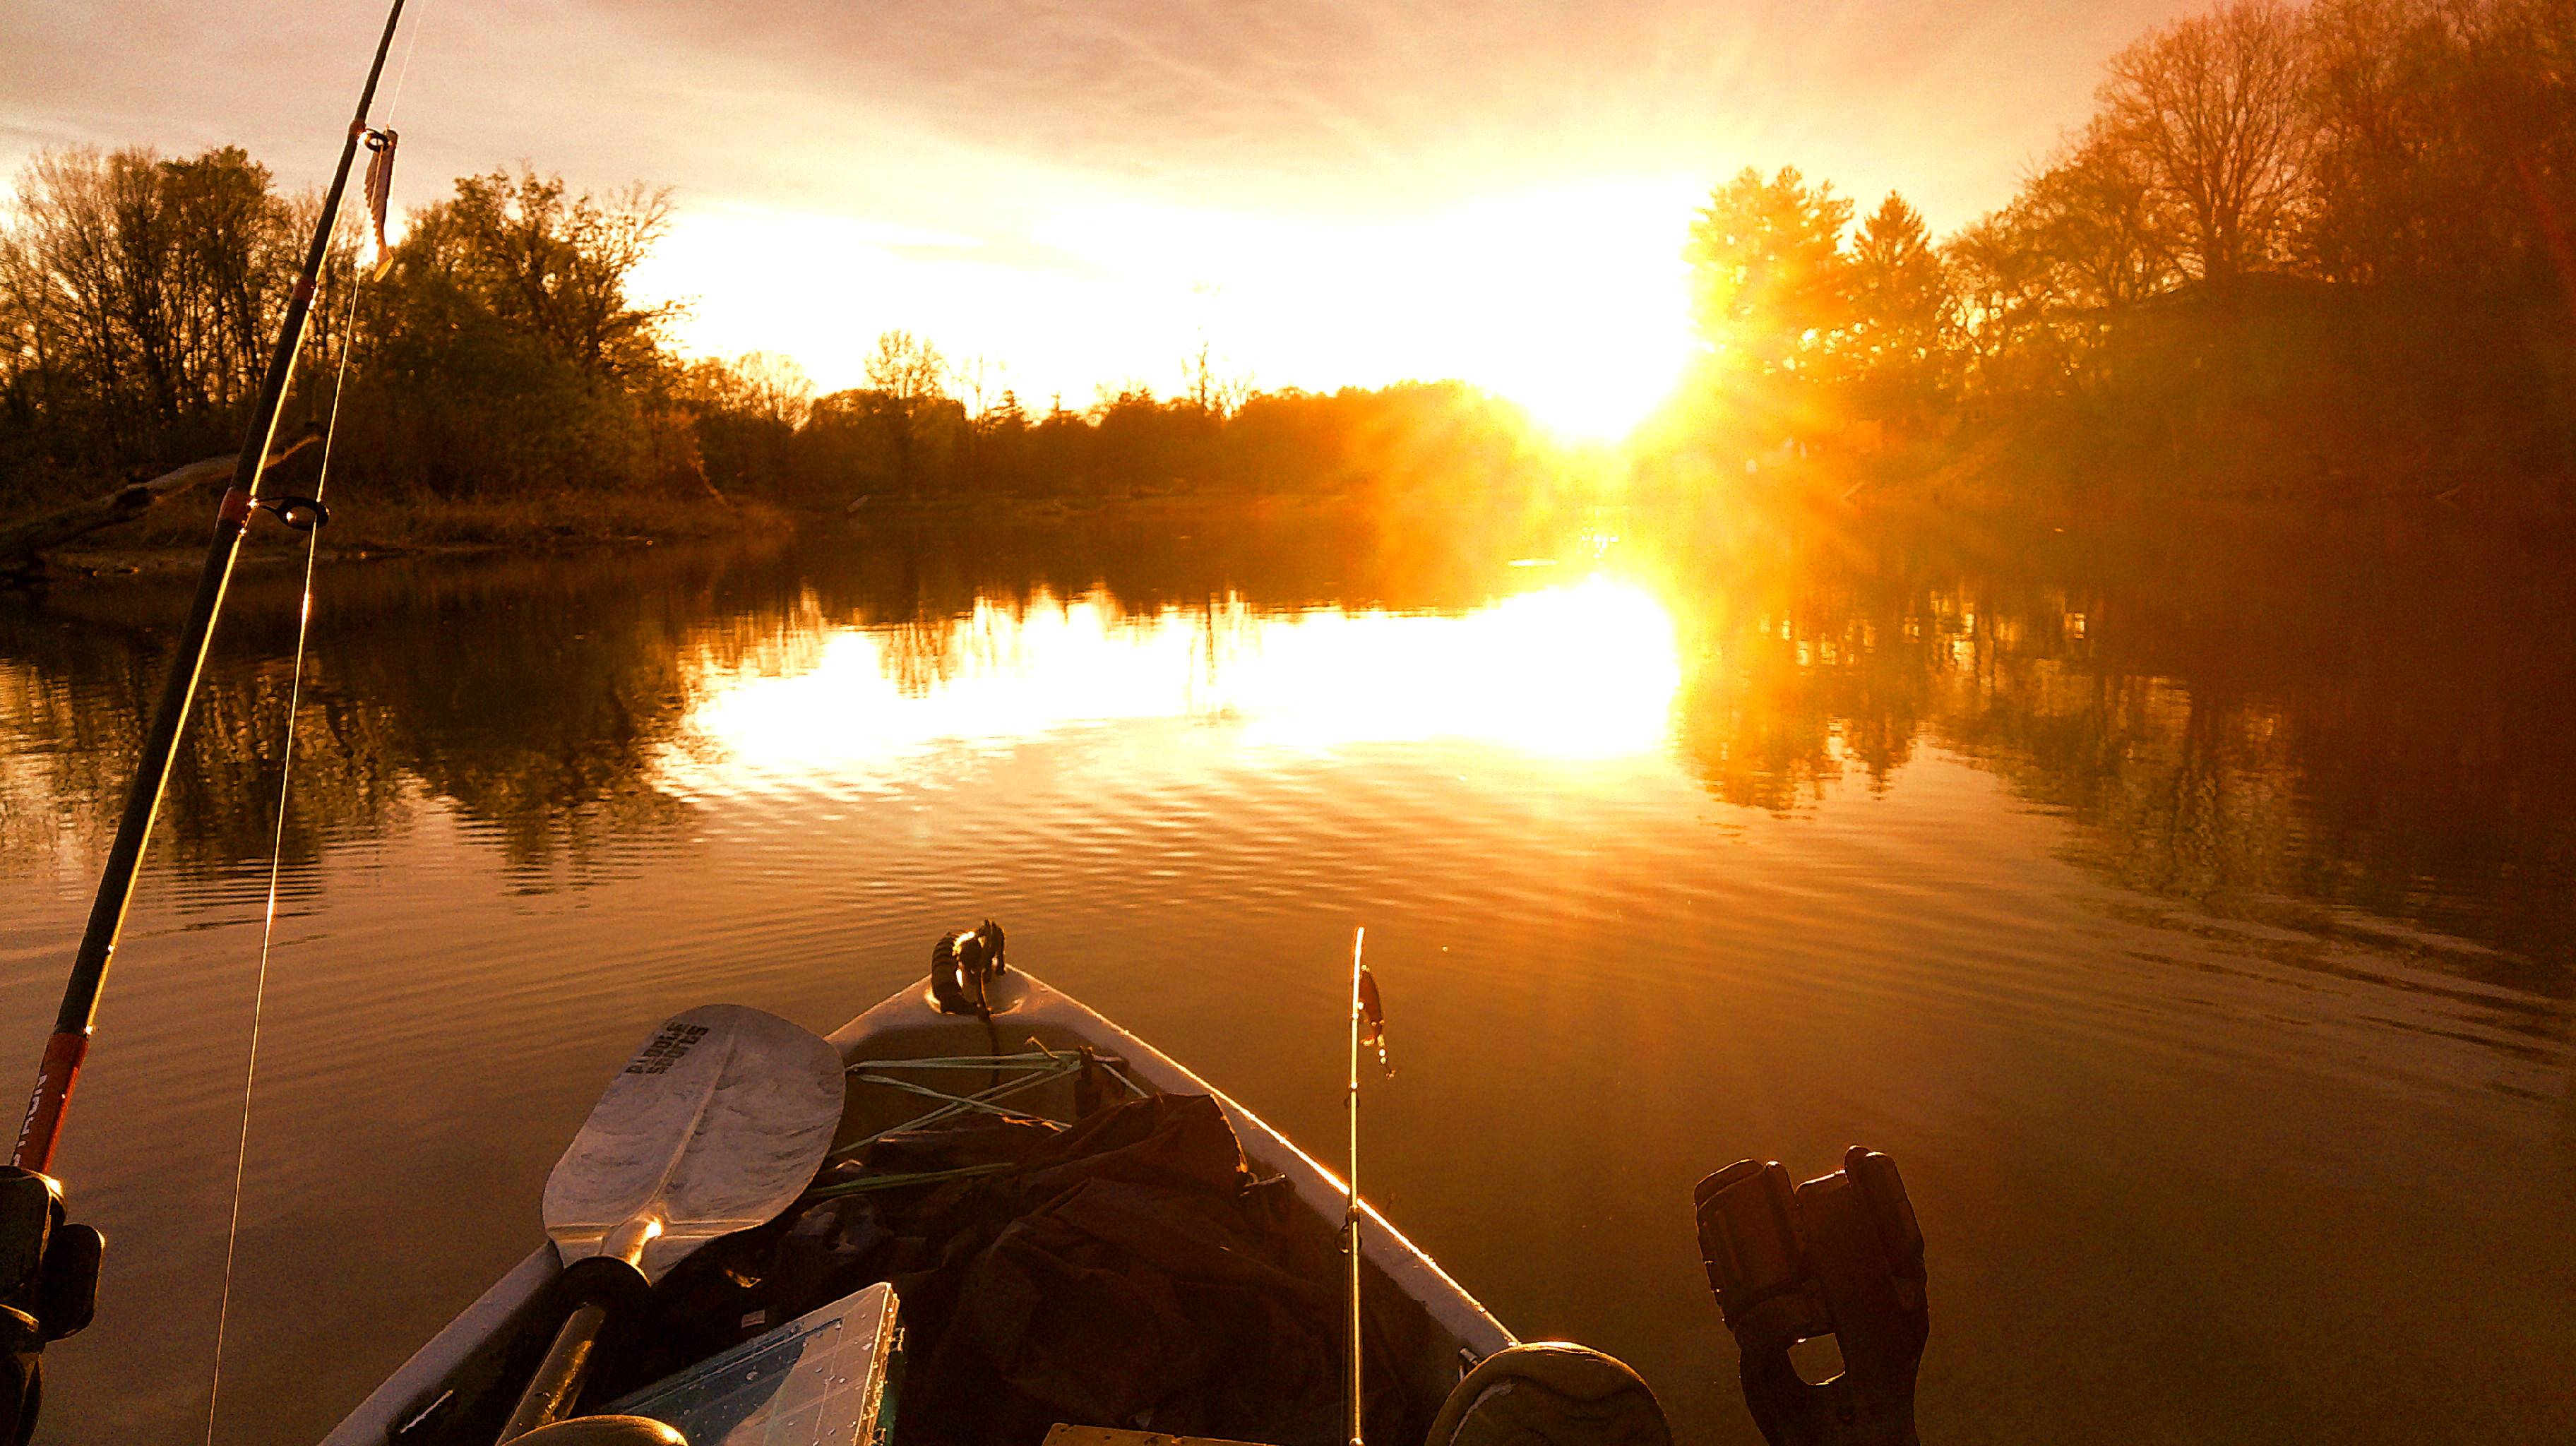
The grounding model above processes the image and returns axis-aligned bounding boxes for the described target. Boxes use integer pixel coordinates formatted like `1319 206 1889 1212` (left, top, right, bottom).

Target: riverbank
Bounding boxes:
14 485 1457 580
1841 416 2576 514
15 489 794 580
20 450 2576 591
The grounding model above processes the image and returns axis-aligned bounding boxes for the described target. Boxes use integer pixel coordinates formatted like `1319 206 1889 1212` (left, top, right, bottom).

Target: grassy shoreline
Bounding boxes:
17 486 1421 578
20 450 2576 584
22 489 790 577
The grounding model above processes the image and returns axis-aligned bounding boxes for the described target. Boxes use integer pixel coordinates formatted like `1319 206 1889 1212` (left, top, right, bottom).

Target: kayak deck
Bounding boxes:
326 970 1510 1446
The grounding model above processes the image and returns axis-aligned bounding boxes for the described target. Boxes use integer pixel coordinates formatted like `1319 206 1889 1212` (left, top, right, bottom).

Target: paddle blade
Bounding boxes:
542 1005 844 1282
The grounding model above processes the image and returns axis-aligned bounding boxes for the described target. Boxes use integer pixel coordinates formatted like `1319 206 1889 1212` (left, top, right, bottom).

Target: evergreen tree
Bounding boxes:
1683 166 1854 438
1848 193 1952 420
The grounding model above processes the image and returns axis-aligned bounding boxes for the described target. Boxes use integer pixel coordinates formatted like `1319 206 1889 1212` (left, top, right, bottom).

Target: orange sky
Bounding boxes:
3 0 2217 436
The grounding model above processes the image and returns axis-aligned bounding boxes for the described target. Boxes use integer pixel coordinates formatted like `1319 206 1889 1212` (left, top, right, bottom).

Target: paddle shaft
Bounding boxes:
499 1305 610 1441
500 1217 658 1440
11 0 413 1176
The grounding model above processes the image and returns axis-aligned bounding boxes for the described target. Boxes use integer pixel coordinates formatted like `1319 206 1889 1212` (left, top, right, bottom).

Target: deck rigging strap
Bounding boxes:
829 1046 1152 1165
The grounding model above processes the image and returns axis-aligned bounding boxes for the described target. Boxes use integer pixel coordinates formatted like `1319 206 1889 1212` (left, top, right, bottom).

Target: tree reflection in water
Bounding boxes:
1638 501 2576 993
5 501 2571 991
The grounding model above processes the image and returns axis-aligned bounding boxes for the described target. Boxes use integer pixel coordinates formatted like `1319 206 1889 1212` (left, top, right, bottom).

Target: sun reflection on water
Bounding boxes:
666 576 1680 792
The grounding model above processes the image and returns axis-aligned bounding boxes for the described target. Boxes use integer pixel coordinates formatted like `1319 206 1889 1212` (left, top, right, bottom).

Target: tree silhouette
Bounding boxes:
861 329 953 501
0 145 321 476
1684 166 1856 439
355 166 684 494
2018 125 2181 309
429 168 680 381
673 351 813 496
1941 209 2068 401
2095 1 2313 286
1847 193 1952 422
2300 0 2573 287
1686 167 1854 377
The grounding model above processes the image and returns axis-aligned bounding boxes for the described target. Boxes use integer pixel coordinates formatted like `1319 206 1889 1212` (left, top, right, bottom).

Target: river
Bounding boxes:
2 500 2570 1444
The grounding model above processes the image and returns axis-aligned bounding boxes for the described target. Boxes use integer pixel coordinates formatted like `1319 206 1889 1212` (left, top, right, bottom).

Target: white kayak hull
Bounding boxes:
324 969 1513 1445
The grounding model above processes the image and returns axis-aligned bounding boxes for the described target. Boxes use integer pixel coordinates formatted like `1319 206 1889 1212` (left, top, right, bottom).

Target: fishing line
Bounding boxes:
382 0 434 119
204 256 363 1446
205 8 424 1424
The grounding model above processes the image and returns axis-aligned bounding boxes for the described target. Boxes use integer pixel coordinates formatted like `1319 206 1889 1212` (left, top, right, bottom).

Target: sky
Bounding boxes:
3 0 2214 437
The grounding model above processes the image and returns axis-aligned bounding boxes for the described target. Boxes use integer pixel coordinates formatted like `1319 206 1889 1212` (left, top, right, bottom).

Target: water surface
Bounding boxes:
2 504 2569 1444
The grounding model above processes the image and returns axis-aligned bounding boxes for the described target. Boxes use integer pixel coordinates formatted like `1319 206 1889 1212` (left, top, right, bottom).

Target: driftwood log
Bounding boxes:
0 424 324 570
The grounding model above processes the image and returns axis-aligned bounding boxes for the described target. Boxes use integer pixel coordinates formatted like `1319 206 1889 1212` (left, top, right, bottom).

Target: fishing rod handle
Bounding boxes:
6 1036 85 1178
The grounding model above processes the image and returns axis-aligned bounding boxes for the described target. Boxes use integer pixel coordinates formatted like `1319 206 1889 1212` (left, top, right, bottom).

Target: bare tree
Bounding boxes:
2300 0 2573 285
950 352 1011 420
1176 340 1256 419
864 328 948 404
2097 0 2314 285
0 145 309 460
739 352 811 427
2020 123 2184 307
862 329 953 499
1943 210 2073 399
7 150 132 428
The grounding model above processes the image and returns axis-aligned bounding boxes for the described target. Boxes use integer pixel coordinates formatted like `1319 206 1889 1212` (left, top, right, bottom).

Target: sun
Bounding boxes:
1033 179 1706 443
1384 180 1704 442
646 179 1705 444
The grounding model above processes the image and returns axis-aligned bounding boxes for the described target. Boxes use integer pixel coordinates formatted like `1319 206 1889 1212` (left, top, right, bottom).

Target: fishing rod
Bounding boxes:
0 0 412 1433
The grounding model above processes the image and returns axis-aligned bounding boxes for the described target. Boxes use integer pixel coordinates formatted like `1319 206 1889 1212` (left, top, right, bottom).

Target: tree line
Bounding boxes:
0 148 1553 519
7 0 2567 519
679 331 1554 511
1657 0 2574 496
0 148 689 508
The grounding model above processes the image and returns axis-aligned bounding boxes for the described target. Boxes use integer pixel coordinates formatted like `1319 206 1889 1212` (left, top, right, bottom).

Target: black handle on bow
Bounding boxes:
1695 1146 1929 1446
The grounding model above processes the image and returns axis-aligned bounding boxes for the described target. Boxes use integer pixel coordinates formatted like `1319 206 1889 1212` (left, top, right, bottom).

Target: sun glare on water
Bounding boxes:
667 578 1681 794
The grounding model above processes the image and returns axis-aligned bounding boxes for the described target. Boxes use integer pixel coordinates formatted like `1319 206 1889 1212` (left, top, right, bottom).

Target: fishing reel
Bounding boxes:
0 1169 101 1446
1696 1147 1927 1446
927 919 1008 1017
